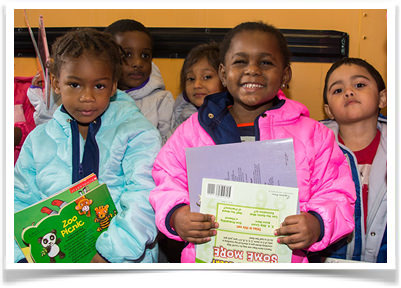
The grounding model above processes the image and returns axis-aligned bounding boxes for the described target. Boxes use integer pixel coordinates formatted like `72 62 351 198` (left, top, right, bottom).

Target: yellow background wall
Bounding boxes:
14 9 387 120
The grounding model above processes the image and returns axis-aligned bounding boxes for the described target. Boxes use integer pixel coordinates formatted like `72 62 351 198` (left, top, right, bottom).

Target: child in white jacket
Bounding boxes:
105 19 174 144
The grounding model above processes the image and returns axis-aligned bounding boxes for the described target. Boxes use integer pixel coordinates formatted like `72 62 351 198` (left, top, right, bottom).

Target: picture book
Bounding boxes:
14 174 117 263
195 178 299 263
186 138 298 213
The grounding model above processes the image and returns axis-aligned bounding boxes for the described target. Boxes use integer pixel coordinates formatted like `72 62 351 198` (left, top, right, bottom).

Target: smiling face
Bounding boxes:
53 53 117 137
114 31 152 90
324 64 387 125
184 57 224 107
219 30 291 119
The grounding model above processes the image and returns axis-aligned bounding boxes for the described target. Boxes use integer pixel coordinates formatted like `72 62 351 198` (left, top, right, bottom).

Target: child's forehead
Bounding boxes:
115 30 151 46
227 30 281 57
189 57 216 71
232 30 278 45
330 64 372 81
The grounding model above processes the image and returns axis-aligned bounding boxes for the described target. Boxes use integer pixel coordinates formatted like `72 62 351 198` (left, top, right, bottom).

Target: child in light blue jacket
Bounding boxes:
14 28 161 263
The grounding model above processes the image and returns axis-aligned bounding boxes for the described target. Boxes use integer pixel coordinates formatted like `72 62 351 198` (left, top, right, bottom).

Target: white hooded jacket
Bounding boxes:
125 62 174 144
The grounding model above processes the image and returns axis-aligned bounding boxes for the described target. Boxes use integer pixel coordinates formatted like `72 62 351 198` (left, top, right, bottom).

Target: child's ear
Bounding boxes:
111 81 118 97
218 63 227 88
378 89 387 109
51 74 61 94
282 65 292 87
324 104 335 120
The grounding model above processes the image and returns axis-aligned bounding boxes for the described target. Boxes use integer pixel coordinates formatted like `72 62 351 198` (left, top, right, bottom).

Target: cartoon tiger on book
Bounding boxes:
94 205 116 232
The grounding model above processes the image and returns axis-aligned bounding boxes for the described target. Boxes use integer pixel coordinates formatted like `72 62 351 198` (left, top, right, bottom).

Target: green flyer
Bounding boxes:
196 178 298 263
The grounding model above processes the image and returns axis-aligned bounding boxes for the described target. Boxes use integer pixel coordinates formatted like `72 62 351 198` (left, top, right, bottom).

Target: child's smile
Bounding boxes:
219 30 290 117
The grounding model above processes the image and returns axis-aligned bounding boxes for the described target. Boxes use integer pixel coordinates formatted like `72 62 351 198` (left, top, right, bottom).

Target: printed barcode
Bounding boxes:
207 183 232 198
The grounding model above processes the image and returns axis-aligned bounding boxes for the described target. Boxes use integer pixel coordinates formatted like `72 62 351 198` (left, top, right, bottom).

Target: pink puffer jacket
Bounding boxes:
150 91 356 263
14 76 36 165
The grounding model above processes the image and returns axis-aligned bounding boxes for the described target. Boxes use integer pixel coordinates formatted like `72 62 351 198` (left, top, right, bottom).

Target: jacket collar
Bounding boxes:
198 91 286 145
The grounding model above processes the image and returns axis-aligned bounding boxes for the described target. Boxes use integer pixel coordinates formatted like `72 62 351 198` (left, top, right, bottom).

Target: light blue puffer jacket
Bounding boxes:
14 90 161 263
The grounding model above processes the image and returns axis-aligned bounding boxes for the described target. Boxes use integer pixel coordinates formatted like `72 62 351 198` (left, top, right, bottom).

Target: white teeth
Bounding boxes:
242 83 263 88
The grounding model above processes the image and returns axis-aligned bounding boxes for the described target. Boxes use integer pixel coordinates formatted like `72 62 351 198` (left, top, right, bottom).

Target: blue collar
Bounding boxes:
61 105 102 183
197 92 285 145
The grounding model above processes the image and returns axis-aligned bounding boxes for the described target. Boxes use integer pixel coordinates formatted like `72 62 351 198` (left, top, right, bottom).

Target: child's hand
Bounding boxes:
32 72 43 87
171 205 219 244
14 126 22 147
91 252 108 263
274 212 321 250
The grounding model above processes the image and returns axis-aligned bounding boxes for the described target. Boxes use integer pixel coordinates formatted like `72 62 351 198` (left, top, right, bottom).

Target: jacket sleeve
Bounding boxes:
14 134 43 262
149 120 194 241
95 126 162 263
300 122 356 252
26 86 59 126
156 90 174 144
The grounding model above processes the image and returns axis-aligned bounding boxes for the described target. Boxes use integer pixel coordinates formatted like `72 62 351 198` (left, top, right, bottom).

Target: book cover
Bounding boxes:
21 184 117 263
186 139 298 213
14 173 103 262
195 178 299 263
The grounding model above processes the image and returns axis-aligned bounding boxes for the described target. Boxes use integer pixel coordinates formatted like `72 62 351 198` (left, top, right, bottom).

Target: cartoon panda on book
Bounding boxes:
38 229 65 263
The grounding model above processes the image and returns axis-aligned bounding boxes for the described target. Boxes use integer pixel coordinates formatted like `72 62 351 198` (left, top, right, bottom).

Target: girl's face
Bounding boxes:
114 31 152 90
324 64 386 124
219 30 291 111
185 57 224 107
53 53 117 126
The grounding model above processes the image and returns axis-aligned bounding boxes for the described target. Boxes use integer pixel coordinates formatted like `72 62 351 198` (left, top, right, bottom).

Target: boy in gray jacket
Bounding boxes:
321 57 387 263
105 19 174 144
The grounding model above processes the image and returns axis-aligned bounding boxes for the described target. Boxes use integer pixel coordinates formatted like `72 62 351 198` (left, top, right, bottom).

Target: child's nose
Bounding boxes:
344 87 355 97
194 78 203 88
130 55 144 68
80 88 96 102
245 62 261 75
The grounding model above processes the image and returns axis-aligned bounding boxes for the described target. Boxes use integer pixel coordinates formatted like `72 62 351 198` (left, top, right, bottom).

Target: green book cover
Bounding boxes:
14 174 117 263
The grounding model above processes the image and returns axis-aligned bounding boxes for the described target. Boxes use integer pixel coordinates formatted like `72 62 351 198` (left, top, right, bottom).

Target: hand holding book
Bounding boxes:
275 211 322 250
171 205 218 244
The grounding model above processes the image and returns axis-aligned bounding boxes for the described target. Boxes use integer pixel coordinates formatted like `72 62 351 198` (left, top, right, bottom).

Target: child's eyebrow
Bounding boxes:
65 75 111 81
328 80 343 91
231 52 273 58
328 75 371 91
351 74 370 81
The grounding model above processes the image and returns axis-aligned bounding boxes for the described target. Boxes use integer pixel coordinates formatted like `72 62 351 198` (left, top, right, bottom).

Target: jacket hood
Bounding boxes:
321 114 387 138
125 62 166 101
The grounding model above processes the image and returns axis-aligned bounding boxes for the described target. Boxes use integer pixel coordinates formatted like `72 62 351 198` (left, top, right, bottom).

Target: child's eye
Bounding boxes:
141 52 151 59
68 82 80 88
333 88 342 94
355 83 366 88
186 76 195 82
261 60 273 66
124 51 132 58
203 75 213 80
95 84 106 89
233 59 246 65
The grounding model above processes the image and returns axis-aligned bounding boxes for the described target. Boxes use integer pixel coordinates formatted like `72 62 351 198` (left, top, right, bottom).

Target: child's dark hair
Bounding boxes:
323 57 386 104
180 42 221 95
104 19 153 48
219 21 291 68
50 28 122 81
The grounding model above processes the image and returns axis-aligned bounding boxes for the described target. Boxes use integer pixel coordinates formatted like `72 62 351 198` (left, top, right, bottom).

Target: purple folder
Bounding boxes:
186 138 298 212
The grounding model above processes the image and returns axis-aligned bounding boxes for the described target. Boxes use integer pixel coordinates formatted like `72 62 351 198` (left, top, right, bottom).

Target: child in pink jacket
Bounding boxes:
14 76 36 164
149 21 356 263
